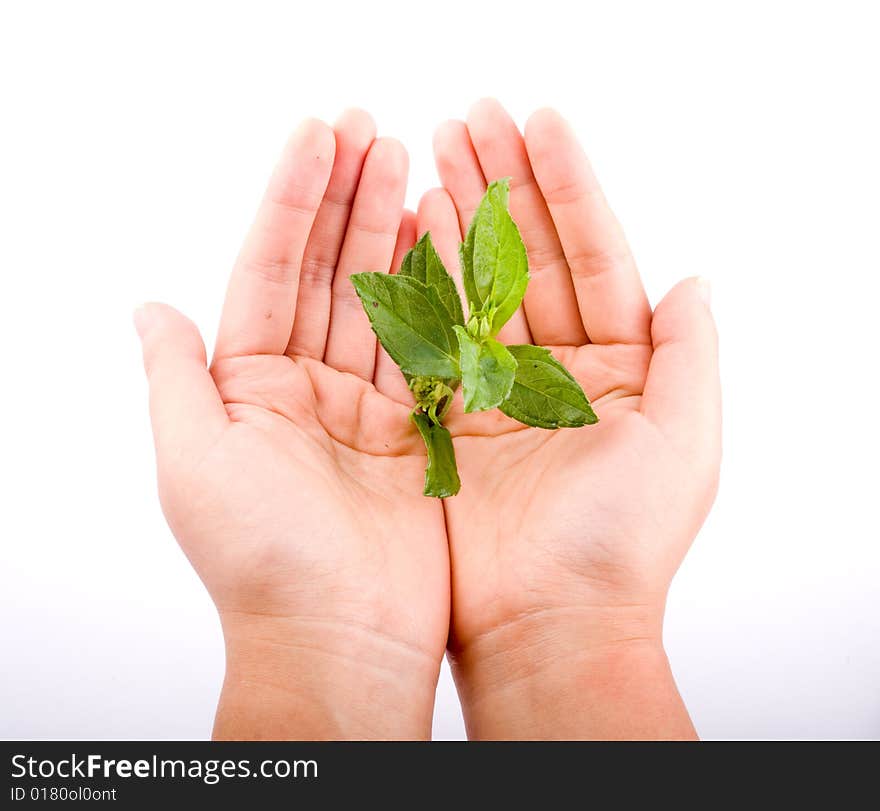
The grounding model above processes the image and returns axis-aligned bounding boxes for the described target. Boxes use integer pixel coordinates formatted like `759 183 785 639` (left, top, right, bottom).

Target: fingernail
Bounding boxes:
133 305 151 339
696 277 712 308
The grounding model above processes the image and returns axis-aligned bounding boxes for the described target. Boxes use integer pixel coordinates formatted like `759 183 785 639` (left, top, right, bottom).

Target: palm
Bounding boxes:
443 343 671 647
190 355 447 649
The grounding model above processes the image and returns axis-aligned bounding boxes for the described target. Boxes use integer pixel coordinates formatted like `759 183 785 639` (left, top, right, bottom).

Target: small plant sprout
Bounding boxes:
352 179 597 497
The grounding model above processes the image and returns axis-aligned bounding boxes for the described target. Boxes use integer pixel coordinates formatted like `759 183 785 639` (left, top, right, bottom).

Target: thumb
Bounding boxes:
641 277 721 459
134 303 228 462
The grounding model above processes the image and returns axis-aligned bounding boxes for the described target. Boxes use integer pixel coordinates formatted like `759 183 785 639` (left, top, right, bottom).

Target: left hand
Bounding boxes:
417 100 720 739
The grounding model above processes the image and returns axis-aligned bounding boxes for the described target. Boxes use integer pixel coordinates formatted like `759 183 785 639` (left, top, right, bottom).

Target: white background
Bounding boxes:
2 1 878 740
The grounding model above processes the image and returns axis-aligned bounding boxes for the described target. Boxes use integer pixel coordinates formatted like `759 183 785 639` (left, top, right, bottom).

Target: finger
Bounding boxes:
374 210 417 402
641 278 720 461
214 119 335 361
287 109 376 360
324 137 409 379
134 303 228 462
392 210 418 273
433 120 486 237
466 99 586 347
525 107 652 346
416 187 465 299
433 119 531 345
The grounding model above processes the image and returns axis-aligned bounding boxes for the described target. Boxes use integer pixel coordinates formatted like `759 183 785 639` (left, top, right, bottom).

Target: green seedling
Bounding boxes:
352 179 597 497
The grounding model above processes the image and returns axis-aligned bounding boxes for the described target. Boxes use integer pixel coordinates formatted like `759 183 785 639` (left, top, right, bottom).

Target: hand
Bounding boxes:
420 100 720 739
135 112 449 740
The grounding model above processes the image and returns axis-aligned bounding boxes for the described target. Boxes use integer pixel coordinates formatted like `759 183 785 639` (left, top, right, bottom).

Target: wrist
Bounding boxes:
213 612 441 740
449 604 696 740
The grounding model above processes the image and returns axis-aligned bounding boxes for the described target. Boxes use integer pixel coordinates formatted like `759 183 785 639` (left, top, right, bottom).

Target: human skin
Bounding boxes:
136 102 720 741
406 99 721 739
135 111 449 739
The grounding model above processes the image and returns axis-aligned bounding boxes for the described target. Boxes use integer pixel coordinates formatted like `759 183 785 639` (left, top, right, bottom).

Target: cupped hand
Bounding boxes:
420 100 721 738
135 112 448 739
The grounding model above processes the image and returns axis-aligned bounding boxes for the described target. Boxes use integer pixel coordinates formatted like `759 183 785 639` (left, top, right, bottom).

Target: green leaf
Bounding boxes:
459 178 529 336
351 272 460 379
459 214 480 318
499 345 598 429
454 326 516 412
411 411 461 498
399 232 464 327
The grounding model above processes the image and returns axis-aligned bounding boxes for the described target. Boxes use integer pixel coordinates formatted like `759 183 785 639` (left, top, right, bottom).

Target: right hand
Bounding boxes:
135 112 450 739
